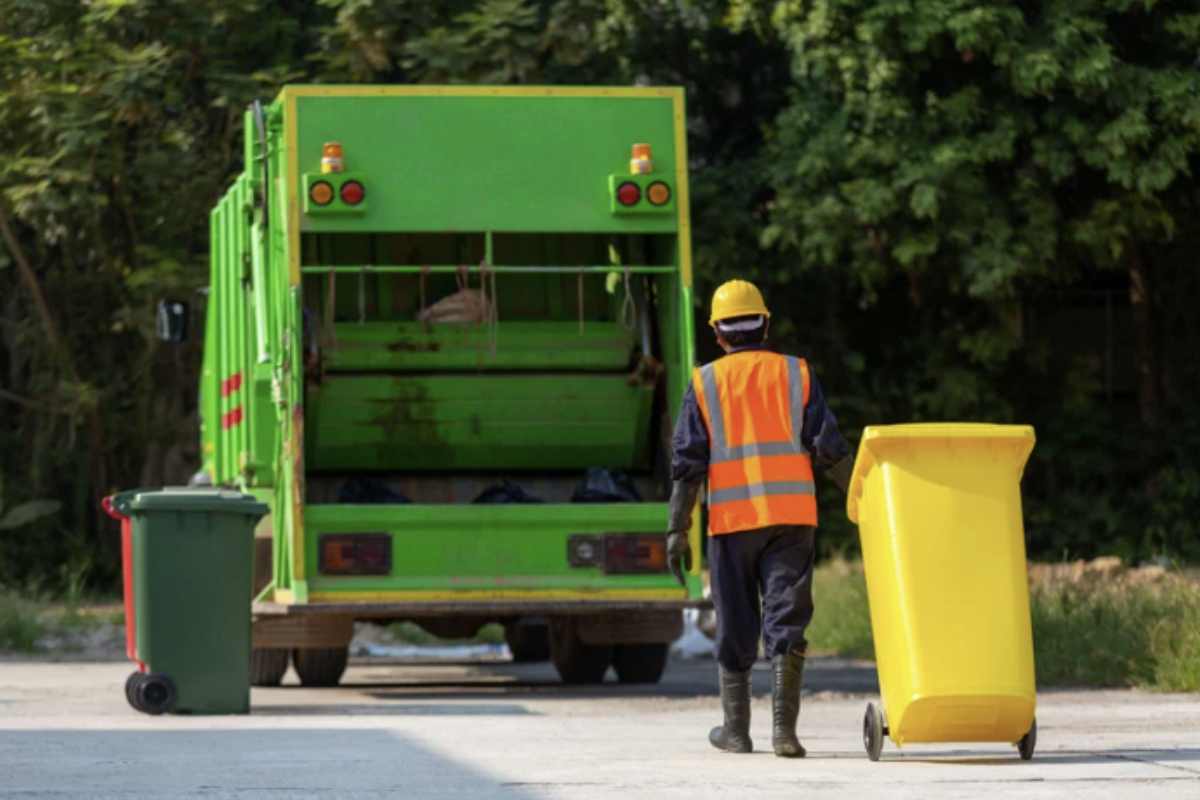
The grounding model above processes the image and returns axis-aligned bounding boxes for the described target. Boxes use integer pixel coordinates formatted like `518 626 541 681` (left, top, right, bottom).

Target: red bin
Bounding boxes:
102 492 143 670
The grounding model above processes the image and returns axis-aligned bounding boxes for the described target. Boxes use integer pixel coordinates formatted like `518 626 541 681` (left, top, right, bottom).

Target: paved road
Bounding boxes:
1 656 1197 798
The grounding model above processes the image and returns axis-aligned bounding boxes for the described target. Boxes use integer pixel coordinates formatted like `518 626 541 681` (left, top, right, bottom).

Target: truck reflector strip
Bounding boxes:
221 407 244 430
220 372 243 398
319 533 392 576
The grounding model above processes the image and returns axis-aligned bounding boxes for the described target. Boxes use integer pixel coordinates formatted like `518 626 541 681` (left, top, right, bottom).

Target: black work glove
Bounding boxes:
666 479 702 586
666 531 692 587
827 454 854 494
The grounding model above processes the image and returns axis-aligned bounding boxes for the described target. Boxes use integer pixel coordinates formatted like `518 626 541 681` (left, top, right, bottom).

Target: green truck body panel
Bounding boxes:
200 86 702 614
307 373 655 471
303 503 668 593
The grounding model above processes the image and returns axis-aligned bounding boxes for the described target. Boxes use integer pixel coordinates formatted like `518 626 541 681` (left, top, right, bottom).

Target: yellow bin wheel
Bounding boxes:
863 702 885 761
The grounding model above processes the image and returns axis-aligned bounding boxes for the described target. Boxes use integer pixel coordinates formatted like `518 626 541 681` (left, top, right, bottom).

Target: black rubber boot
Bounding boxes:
772 649 806 757
709 666 753 753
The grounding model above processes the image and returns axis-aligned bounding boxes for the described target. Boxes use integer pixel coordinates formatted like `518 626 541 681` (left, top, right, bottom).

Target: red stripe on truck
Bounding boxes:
220 372 243 398
221 407 244 430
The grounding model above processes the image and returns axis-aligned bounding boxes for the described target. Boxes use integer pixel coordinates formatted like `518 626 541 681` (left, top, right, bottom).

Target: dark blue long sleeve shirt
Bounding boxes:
670 346 851 484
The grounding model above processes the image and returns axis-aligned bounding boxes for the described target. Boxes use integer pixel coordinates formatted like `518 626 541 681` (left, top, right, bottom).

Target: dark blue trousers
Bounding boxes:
709 524 816 672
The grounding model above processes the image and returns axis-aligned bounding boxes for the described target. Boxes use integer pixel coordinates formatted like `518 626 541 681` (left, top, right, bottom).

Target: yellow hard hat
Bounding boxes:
709 279 770 326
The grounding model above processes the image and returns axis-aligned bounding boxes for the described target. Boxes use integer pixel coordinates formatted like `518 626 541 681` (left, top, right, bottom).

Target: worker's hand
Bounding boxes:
828 454 854 494
666 531 691 587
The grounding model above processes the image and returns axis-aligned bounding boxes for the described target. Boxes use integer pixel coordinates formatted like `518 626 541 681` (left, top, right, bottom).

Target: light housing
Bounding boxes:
608 175 674 215
318 533 392 575
567 533 669 574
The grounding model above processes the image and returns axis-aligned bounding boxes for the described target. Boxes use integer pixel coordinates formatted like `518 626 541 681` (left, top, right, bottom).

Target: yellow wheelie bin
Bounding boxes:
847 423 1038 761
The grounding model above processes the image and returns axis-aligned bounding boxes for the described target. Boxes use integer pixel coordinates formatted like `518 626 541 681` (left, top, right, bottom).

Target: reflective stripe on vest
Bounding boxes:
693 351 817 535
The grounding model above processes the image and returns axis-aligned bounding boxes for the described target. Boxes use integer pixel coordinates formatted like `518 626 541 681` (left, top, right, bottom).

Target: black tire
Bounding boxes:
136 673 177 715
612 643 669 684
292 647 349 687
863 702 884 761
125 672 145 711
1018 717 1037 761
250 648 290 687
505 622 551 663
549 622 612 684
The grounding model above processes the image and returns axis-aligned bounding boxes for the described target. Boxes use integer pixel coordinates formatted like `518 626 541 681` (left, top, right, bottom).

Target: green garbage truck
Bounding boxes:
198 85 704 686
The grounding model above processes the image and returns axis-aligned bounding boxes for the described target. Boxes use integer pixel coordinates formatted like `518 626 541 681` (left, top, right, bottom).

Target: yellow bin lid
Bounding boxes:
846 423 1036 523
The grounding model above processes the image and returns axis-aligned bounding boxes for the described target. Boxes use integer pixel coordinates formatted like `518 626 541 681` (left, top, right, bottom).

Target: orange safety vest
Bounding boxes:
692 350 817 535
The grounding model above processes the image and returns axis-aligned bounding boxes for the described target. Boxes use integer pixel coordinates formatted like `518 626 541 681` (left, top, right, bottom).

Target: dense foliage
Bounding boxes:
2 0 1198 592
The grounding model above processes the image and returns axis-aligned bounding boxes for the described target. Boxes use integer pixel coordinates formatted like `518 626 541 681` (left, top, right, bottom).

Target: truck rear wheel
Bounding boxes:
549 621 611 684
292 647 348 687
612 642 669 684
505 621 551 663
250 648 290 686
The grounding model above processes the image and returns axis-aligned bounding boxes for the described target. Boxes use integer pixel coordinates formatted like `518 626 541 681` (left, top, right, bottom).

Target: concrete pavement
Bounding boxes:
1 657 1197 798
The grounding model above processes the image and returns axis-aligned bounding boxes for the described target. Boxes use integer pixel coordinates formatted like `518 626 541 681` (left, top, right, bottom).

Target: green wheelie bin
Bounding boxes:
112 488 267 714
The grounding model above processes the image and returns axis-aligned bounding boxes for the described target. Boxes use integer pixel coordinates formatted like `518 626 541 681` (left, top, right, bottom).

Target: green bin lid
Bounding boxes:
129 487 269 516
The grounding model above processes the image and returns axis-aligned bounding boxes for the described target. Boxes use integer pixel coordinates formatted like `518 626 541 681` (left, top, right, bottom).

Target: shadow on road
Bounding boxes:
885 747 1200 767
0 728 541 798
258 703 537 716
305 655 880 701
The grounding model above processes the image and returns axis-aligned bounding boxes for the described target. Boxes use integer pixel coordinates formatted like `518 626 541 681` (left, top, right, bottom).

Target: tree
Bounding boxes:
0 0 315 588
746 0 1200 423
735 0 1200 558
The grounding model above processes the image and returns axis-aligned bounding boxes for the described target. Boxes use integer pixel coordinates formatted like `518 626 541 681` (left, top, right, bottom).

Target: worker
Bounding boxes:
666 279 853 758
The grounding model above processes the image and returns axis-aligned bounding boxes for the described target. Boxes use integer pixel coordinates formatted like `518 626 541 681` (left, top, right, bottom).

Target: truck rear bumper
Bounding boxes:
253 598 709 617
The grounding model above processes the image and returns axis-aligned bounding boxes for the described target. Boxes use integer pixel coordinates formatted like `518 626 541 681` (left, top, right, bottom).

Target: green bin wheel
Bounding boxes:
612 643 669 684
548 621 611 684
863 702 885 761
292 647 349 687
504 622 551 663
1018 717 1037 761
124 672 145 711
136 673 177 715
250 648 290 687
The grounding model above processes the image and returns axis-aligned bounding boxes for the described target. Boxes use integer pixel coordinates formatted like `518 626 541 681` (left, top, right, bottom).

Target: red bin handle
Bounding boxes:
102 495 127 521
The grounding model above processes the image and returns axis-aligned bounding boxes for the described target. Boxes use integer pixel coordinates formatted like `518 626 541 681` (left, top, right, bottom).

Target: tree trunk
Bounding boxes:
1127 247 1160 430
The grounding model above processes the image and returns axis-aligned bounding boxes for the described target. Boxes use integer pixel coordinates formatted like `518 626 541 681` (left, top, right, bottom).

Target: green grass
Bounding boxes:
808 557 875 659
807 560 1200 692
1031 577 1200 691
0 590 125 654
0 590 44 652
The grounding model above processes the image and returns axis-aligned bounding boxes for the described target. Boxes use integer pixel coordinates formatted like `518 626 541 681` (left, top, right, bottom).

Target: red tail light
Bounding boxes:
319 533 391 575
603 534 668 574
340 180 366 206
616 181 641 207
